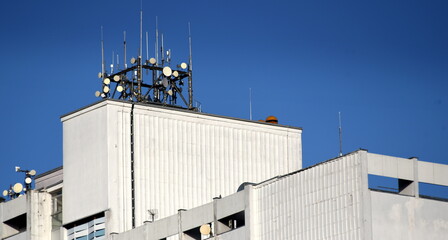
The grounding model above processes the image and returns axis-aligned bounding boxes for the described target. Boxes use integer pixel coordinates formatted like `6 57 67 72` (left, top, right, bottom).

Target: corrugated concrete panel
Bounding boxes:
251 151 366 240
62 100 302 234
418 161 448 186
370 190 448 240
1 195 26 221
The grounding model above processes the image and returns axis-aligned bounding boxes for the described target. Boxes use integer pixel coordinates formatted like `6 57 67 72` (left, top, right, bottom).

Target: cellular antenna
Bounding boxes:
339 112 343 156
94 14 195 111
188 22 193 109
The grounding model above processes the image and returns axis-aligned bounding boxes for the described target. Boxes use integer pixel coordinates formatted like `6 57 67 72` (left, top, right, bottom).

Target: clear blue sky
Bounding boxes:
0 1 447 196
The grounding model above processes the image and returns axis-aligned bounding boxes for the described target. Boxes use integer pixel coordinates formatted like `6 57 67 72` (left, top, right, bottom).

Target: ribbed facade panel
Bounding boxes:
106 101 302 232
252 152 364 239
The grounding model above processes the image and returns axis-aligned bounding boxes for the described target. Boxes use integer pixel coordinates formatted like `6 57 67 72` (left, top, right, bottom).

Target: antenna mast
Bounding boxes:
188 22 193 109
249 88 252 120
101 26 105 77
95 14 195 110
339 112 343 156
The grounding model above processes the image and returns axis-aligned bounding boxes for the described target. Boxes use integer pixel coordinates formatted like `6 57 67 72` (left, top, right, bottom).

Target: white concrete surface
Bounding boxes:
61 100 303 234
371 191 448 240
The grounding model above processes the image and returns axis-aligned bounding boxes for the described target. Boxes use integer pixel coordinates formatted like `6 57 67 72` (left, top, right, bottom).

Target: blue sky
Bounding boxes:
0 1 447 196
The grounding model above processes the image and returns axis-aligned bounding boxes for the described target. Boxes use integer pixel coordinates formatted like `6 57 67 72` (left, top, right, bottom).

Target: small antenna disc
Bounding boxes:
103 86 110 93
117 85 124 92
95 91 101 97
2 190 8 197
167 89 173 96
149 58 156 65
28 170 36 176
199 224 211 235
25 177 32 184
103 78 111 85
162 78 169 88
130 57 137 64
98 72 103 78
180 62 188 69
113 75 120 82
173 71 179 78
12 183 23 194
163 66 172 77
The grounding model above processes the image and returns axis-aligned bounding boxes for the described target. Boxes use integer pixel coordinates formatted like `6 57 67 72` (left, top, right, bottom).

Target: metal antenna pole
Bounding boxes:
101 26 105 77
155 16 159 65
146 31 149 61
111 51 114 73
161 33 164 66
124 31 127 69
188 22 193 109
137 9 143 100
339 112 343 156
249 88 252 120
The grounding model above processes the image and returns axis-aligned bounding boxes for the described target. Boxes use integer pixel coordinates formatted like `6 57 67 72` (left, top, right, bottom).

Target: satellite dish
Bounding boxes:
101 93 106 98
103 78 111 85
163 66 172 77
117 85 124 92
95 91 101 97
2 190 8 197
28 170 36 176
199 224 211 235
149 58 156 65
25 177 32 184
103 86 110 93
180 62 188 69
12 183 23 194
113 75 120 82
173 71 179 78
167 89 173 96
162 78 169 88
130 57 137 64
98 72 103 78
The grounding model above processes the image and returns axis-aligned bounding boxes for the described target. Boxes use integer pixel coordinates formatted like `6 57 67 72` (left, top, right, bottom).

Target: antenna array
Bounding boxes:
95 14 195 110
2 167 36 200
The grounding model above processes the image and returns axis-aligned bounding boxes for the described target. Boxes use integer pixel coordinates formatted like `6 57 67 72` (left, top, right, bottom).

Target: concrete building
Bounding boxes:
1 99 448 240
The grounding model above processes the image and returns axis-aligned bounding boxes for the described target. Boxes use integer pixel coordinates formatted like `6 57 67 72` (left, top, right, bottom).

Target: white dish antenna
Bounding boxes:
95 91 101 97
98 72 103 78
28 170 36 176
199 224 211 235
149 58 156 65
12 183 23 194
103 78 111 85
113 75 120 82
103 86 110 93
25 177 32 184
179 62 188 69
167 89 173 96
2 190 8 197
162 66 172 77
117 85 124 92
130 57 137 64
172 71 179 78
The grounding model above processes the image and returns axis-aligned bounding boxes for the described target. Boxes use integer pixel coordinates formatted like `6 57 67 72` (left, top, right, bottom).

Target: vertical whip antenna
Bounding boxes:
139 10 143 59
155 16 159 65
123 31 127 69
101 26 105 77
339 112 343 156
117 54 120 70
111 51 114 73
249 88 252 120
188 22 193 109
161 33 164 66
146 31 149 61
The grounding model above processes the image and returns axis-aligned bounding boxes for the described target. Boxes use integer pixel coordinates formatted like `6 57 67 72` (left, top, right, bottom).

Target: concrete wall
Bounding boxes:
250 151 370 239
371 191 448 240
62 103 109 225
61 100 302 234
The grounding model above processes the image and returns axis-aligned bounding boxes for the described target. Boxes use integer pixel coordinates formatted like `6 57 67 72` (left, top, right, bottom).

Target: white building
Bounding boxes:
1 99 447 240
